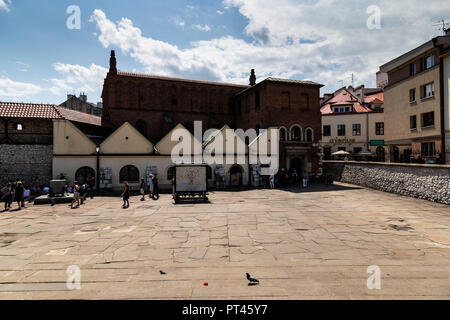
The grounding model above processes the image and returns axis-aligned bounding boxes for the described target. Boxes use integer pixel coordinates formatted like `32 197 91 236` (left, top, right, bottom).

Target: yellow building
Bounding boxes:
379 35 450 163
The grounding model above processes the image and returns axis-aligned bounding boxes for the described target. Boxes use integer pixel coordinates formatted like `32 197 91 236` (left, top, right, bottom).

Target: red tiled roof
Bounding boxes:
364 92 384 104
0 102 101 126
320 89 373 115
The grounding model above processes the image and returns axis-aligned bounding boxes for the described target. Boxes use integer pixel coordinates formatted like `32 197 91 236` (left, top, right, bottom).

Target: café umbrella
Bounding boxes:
332 150 351 156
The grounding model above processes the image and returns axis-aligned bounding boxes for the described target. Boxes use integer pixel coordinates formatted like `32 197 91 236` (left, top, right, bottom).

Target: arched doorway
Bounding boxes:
376 146 385 162
75 167 95 184
229 165 243 186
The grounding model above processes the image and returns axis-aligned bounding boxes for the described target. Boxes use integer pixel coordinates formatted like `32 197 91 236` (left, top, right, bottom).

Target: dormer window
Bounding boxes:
333 106 351 113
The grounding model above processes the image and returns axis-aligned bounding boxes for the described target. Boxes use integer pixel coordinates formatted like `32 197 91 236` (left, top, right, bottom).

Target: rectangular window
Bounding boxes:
409 88 416 102
424 54 435 70
421 83 434 99
410 63 417 76
333 106 351 113
255 91 260 109
421 142 435 157
375 122 384 135
352 124 361 136
337 124 346 136
410 115 417 130
421 111 434 128
323 125 331 137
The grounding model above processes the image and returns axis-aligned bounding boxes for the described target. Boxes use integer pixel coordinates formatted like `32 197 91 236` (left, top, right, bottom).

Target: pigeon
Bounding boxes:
246 273 259 283
159 270 167 275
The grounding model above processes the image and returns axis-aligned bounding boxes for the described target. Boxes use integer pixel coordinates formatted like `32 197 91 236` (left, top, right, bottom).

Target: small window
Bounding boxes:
421 142 435 157
410 115 417 130
323 125 331 137
375 122 384 135
409 89 416 102
410 63 417 76
424 54 434 70
16 123 23 131
352 124 361 136
279 128 286 141
421 83 434 99
337 124 346 136
306 128 313 142
421 112 434 128
291 126 302 141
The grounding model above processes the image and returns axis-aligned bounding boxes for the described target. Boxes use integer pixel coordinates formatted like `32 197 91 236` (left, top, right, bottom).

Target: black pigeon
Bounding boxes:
246 273 259 283
159 270 167 275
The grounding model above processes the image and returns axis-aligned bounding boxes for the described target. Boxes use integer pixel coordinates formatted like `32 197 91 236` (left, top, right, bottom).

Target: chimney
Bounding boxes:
109 50 117 75
249 69 256 86
80 93 87 103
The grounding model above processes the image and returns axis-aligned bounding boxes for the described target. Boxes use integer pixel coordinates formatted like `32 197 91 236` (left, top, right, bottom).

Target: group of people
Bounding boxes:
269 169 309 189
1 181 27 211
69 177 96 209
122 173 159 209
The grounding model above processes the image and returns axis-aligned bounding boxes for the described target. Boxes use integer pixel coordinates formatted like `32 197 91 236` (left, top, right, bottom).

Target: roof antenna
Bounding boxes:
351 73 354 88
432 18 449 35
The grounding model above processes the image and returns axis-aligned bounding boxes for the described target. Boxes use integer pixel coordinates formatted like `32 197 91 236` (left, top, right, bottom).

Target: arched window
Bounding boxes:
136 120 147 137
119 165 139 183
305 128 313 142
167 166 176 180
75 167 95 184
290 125 302 141
279 128 286 141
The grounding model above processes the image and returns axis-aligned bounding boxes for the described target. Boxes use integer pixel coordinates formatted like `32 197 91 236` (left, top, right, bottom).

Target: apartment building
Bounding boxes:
379 34 450 163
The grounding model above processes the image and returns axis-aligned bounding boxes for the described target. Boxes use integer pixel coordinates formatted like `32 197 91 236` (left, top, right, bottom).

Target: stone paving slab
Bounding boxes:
0 182 449 299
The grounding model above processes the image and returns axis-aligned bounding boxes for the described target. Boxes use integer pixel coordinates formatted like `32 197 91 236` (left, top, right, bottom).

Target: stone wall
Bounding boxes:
0 144 53 187
323 161 450 205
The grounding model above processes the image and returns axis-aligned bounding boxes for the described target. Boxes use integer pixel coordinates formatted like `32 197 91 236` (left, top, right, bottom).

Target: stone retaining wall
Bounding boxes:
323 161 450 205
0 144 53 187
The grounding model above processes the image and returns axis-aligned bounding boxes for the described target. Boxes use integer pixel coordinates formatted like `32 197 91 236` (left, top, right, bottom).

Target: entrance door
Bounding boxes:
75 166 95 184
290 157 303 175
229 165 243 186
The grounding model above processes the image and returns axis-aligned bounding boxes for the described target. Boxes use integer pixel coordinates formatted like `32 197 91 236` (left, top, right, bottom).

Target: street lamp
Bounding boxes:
95 146 100 192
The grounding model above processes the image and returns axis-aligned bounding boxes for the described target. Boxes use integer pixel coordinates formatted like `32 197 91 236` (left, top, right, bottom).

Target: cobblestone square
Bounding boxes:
0 183 449 299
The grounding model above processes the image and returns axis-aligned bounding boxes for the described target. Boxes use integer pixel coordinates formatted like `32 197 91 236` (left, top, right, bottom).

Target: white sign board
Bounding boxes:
175 166 207 192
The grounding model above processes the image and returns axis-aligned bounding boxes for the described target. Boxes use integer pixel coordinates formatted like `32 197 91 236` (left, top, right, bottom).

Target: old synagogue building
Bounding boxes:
99 50 324 182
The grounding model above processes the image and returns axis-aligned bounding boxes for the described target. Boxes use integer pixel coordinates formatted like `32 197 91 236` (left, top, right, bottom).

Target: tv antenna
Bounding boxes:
433 18 449 35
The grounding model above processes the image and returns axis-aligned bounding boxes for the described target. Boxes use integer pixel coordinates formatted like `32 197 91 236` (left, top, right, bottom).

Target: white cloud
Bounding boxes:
0 0 11 12
0 77 42 98
15 61 30 72
48 63 108 96
192 24 211 32
90 2 450 93
217 10 225 15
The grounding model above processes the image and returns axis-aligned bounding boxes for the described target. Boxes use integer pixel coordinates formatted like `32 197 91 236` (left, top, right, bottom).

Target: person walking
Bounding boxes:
14 181 25 210
152 174 159 200
88 176 95 199
122 181 130 208
302 172 309 188
1 183 13 211
140 178 146 201
70 182 81 209
147 174 154 199
292 169 299 188
269 174 275 189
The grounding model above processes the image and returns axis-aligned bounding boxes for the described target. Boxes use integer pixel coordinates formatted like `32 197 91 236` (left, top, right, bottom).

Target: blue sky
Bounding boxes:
0 0 448 104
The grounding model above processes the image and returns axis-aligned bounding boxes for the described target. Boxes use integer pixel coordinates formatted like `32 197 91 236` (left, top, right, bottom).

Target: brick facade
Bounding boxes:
101 50 323 176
